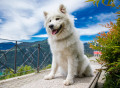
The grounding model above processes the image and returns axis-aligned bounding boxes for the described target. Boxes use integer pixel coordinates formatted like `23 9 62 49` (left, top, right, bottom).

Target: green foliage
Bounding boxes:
0 65 35 80
89 19 120 87
41 64 51 70
104 73 120 88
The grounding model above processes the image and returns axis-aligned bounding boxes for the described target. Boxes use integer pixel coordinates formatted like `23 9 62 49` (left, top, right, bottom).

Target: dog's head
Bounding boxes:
43 4 73 38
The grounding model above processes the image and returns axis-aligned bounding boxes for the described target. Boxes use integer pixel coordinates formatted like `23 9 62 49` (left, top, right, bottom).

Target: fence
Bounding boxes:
0 38 52 79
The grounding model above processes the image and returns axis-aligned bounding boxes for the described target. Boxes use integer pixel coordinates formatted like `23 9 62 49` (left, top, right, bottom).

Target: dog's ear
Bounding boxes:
59 4 66 14
43 11 48 18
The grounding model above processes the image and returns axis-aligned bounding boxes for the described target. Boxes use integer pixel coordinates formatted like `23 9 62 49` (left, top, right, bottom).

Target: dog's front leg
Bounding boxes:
64 56 75 86
44 55 58 80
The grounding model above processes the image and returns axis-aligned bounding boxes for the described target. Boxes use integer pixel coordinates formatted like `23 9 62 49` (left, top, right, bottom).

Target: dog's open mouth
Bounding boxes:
52 25 62 35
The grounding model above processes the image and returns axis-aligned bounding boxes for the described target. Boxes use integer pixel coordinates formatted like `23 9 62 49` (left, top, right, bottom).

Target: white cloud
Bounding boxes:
0 19 2 23
33 34 48 37
89 16 92 19
77 23 109 36
74 18 78 20
96 12 117 23
0 0 90 41
82 40 91 43
80 17 86 20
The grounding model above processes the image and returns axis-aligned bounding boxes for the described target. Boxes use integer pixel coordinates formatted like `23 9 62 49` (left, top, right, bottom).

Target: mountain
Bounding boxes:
0 42 15 50
84 43 94 57
0 39 52 71
0 39 93 72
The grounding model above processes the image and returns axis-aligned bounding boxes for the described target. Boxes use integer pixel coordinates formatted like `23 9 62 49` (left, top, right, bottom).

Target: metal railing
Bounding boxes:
0 38 52 78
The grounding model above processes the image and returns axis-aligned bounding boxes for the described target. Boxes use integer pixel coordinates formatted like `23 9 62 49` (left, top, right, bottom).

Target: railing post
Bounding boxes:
14 41 17 73
37 44 40 73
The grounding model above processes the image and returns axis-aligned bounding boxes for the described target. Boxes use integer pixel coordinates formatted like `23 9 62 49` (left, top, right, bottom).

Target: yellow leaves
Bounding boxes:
107 0 112 5
102 32 106 37
116 11 120 14
89 44 93 48
93 1 96 6
96 0 100 7
110 21 113 25
86 0 100 7
85 0 94 2
102 0 105 5
111 2 115 7
86 0 115 7
101 22 113 28
106 23 109 27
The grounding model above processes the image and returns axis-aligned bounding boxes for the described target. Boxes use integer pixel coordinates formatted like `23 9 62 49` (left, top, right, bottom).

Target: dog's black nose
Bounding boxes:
49 24 54 29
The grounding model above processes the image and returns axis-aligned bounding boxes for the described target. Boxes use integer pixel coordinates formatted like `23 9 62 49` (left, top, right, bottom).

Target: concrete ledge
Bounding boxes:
0 73 35 84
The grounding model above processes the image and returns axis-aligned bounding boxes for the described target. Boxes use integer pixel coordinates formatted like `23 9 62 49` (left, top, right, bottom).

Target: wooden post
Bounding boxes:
37 44 40 73
14 41 17 73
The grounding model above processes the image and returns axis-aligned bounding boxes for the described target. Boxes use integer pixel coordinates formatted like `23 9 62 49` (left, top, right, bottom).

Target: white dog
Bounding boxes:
43 4 93 86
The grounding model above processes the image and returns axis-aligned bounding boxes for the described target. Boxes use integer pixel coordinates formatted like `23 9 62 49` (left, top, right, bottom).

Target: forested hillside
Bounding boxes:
0 39 93 71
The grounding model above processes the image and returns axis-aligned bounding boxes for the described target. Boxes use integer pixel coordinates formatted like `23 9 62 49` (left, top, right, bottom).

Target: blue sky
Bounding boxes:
0 0 119 43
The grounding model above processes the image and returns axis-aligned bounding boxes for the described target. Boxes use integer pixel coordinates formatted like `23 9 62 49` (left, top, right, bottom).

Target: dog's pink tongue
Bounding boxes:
52 30 57 35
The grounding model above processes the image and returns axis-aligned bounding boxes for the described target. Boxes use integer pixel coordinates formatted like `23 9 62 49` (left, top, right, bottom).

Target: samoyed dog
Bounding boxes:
43 4 93 86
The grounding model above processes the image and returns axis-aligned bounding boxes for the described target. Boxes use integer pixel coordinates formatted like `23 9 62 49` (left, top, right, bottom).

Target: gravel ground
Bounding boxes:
0 57 102 88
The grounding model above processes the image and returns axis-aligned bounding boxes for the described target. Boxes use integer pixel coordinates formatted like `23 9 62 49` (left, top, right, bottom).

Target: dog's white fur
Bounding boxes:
43 4 93 86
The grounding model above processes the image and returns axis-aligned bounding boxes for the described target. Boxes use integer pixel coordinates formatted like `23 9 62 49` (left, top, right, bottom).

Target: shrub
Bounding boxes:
89 19 120 88
41 64 51 70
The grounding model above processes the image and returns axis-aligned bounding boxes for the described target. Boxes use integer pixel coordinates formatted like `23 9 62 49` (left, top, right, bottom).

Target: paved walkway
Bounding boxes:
0 57 102 88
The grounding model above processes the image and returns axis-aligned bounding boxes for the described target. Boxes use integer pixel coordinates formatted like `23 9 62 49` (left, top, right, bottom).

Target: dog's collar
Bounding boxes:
55 33 73 42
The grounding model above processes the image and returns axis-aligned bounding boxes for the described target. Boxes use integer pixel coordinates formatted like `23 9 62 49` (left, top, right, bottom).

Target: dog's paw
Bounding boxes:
63 79 74 86
44 75 54 80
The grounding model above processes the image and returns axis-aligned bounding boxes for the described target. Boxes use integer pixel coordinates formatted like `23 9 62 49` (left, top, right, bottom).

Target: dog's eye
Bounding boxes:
56 18 60 20
49 20 51 22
